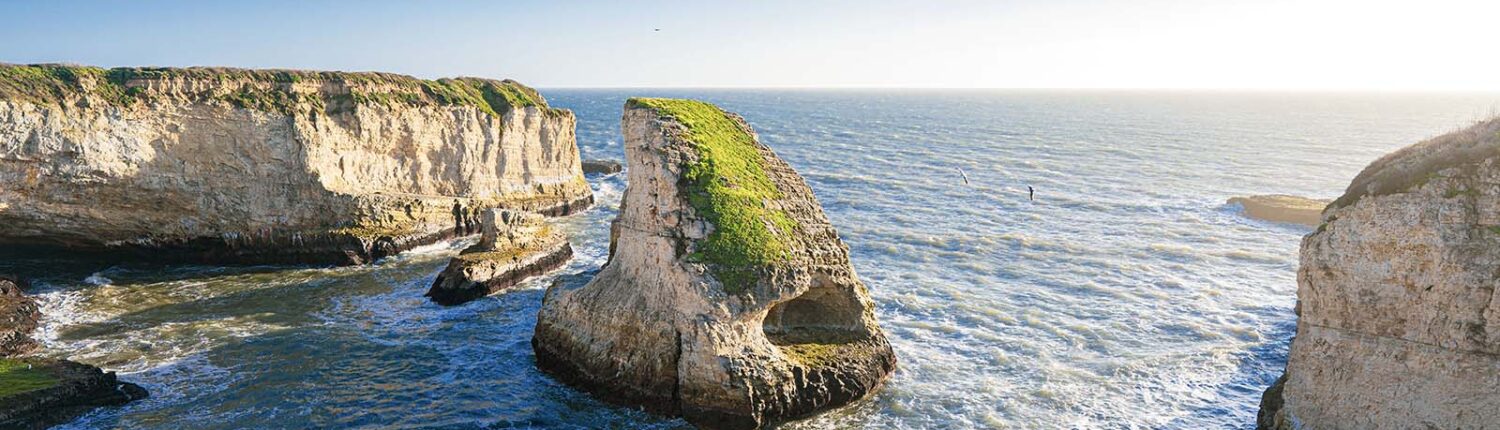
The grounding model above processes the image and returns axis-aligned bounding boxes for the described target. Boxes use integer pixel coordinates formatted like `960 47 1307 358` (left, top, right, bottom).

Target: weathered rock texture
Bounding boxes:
0 64 591 265
1259 118 1500 429
533 99 895 429
0 275 39 357
1228 194 1329 227
426 209 572 306
0 357 148 429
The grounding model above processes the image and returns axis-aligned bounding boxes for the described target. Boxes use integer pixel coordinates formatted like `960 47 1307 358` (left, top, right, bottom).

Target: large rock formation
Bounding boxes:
426 209 572 306
533 98 895 429
0 357 148 429
0 276 39 357
1258 118 1500 429
0 64 592 264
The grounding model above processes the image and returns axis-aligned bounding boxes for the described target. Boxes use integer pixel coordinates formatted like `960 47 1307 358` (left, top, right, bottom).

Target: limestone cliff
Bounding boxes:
1258 118 1500 429
533 98 896 429
0 64 591 264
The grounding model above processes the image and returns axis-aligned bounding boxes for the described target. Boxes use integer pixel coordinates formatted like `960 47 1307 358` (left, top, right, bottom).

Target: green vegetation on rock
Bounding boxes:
0 63 559 118
626 97 799 293
0 358 58 398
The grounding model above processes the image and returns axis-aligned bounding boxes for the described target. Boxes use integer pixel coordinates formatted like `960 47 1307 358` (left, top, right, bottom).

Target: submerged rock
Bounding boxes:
0 357 148 429
0 64 592 265
426 209 573 306
1227 194 1329 227
1258 118 1500 429
0 275 39 357
533 98 896 429
581 159 624 175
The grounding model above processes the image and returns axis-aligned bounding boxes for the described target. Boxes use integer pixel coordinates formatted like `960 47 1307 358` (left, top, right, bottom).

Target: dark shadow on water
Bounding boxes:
1161 306 1296 430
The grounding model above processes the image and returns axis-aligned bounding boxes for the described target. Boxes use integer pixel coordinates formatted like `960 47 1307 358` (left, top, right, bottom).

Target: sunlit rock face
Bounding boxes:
1258 118 1500 429
426 209 572 306
0 65 591 264
533 99 896 429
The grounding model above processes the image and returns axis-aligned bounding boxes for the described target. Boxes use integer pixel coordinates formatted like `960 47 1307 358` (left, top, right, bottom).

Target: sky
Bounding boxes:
1 0 1497 90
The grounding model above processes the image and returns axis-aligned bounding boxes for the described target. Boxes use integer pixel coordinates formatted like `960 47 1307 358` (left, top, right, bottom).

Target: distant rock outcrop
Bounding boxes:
0 64 592 265
426 209 572 306
0 357 148 429
0 276 39 357
1227 194 1329 227
581 159 623 175
533 98 896 429
1258 118 1500 429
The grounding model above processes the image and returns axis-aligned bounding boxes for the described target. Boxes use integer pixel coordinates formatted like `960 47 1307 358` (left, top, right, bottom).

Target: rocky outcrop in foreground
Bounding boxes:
0 357 148 429
533 98 895 429
1258 118 1500 429
0 276 39 356
0 64 591 265
426 209 572 306
1228 194 1329 227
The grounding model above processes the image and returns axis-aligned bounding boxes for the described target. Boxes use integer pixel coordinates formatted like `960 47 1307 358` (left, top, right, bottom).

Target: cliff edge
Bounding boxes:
532 99 896 429
1258 118 1500 429
0 64 592 264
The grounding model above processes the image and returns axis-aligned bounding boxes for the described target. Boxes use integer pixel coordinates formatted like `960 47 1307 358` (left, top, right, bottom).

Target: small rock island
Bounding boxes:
1258 118 1500 429
1227 194 1329 227
426 209 573 306
533 98 896 429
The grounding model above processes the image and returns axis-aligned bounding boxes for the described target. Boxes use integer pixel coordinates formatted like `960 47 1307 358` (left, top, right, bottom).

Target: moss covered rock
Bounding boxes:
533 99 895 429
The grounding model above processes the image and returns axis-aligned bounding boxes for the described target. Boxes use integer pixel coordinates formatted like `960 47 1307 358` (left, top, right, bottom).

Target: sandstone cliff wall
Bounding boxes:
1259 118 1500 429
0 65 591 264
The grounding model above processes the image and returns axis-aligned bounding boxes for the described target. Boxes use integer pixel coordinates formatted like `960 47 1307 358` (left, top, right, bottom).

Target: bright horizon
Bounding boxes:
3 0 1498 91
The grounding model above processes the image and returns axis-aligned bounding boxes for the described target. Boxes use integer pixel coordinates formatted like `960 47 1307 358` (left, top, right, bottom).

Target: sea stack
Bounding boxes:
0 64 591 265
533 98 896 429
426 209 573 306
1258 118 1500 429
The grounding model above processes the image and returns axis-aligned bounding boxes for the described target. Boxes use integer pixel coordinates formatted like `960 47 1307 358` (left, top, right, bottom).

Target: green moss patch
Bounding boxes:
626 98 799 293
0 63 557 118
0 359 58 398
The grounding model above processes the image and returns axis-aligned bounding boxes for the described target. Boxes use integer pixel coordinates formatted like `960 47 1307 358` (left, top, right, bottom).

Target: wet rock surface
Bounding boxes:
533 99 896 429
581 159 623 175
1258 118 1500 429
426 209 573 306
0 275 39 357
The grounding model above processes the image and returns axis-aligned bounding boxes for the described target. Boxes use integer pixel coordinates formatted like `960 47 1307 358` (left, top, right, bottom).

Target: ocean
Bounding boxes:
3 90 1497 429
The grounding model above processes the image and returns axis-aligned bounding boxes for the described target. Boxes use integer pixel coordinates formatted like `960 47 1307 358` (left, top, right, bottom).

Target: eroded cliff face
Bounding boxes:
0 65 591 264
1259 118 1500 429
533 99 895 429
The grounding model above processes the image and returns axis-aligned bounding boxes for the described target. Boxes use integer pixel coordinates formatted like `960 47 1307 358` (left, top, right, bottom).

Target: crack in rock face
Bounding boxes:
532 99 896 429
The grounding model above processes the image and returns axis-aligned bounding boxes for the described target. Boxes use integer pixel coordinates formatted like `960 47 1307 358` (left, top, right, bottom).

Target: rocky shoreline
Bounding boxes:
0 275 148 429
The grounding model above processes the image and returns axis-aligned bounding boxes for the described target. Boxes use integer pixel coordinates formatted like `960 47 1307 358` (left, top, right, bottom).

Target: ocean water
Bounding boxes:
2 90 1498 429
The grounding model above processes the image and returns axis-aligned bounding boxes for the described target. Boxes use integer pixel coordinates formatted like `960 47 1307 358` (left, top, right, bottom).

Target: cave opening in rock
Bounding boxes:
762 281 867 345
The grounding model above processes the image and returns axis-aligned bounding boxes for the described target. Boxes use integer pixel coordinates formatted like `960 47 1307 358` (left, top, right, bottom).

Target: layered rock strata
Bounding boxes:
533 98 896 429
0 64 591 265
1258 118 1500 429
0 276 39 357
1228 194 1329 227
0 357 148 429
426 209 572 306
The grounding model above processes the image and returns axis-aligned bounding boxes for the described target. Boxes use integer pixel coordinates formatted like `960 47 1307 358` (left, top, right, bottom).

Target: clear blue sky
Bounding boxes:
2 0 1495 90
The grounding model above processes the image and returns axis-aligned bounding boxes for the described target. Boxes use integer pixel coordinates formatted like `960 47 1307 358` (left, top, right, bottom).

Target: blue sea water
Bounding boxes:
3 90 1498 429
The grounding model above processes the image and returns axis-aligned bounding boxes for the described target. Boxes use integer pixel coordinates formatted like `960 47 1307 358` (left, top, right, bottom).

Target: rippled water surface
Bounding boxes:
3 90 1498 429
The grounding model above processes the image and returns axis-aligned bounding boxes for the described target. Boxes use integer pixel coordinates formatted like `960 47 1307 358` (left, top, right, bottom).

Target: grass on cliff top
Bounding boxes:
0 63 557 118
1329 119 1500 210
0 358 58 398
626 97 798 293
